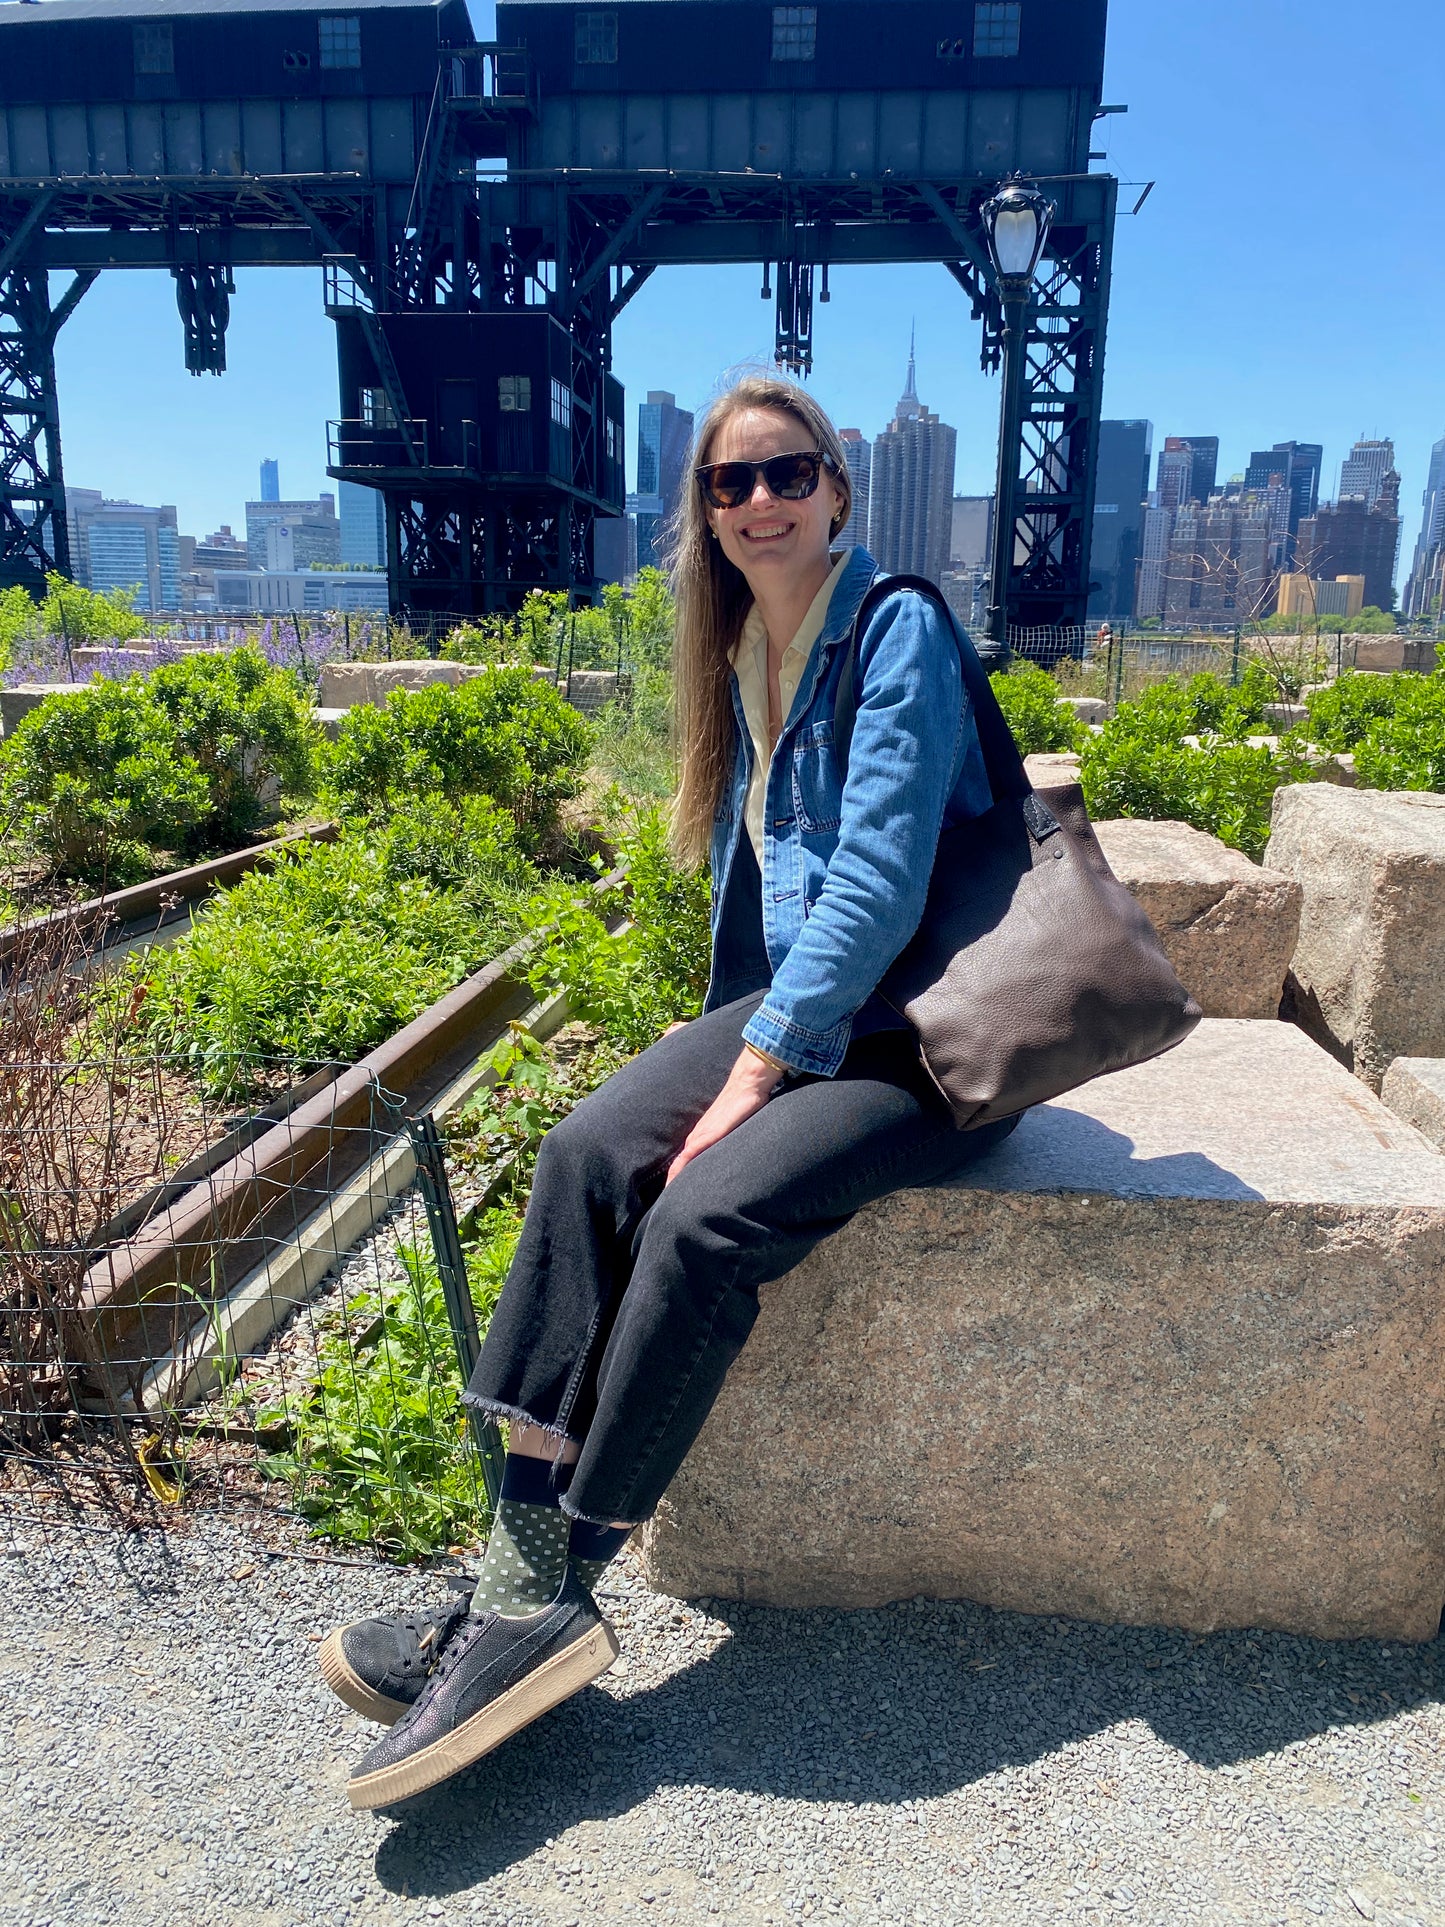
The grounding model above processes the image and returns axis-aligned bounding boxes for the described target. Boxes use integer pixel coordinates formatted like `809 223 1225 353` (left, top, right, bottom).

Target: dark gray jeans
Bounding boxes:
463 991 1018 1525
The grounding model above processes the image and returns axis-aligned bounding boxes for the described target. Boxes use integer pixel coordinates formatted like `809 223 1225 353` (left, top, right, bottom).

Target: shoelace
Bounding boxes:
392 1611 497 1731
389 1594 473 1676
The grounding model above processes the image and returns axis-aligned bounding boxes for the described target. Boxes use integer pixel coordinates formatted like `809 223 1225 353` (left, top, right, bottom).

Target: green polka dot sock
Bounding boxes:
471 1452 573 1618
568 1518 634 1595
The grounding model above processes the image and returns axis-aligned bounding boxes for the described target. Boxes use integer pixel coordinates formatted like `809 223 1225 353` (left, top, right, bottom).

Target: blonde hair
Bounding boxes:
667 371 853 869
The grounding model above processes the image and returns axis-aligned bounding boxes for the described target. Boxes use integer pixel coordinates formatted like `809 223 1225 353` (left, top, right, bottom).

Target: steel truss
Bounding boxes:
2 53 1116 623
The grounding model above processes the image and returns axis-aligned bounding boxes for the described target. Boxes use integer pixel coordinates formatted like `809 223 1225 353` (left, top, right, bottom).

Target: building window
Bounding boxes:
771 6 816 61
550 379 573 430
318 15 362 68
574 11 618 63
133 23 174 74
605 418 618 460
973 2 1021 57
498 375 532 413
362 387 397 429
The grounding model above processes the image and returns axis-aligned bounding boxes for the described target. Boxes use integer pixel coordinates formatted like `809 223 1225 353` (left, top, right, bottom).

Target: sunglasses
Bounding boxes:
694 449 837 510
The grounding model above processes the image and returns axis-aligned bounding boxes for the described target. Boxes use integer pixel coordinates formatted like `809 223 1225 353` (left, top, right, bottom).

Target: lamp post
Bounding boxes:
981 178 1055 659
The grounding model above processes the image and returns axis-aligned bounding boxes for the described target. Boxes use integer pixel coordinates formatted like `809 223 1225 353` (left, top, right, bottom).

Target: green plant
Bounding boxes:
989 663 1083 754
524 807 711 1053
259 1232 515 1556
1304 670 1414 751
1079 723 1313 860
41 573 148 646
0 584 36 670
147 646 323 845
138 818 534 1091
326 667 592 852
1348 676 1445 792
590 664 674 800
0 680 210 882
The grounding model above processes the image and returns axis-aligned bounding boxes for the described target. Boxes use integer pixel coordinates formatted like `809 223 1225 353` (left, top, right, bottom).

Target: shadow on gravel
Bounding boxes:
371 1592 1445 1902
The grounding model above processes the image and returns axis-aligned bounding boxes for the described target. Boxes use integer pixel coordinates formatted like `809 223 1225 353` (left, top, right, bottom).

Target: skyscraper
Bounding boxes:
245 491 340 568
339 479 386 568
1088 420 1152 621
1154 435 1218 511
64 487 179 611
1338 438 1396 509
1134 503 1174 622
867 338 956 585
1297 469 1402 612
259 458 280 504
1404 434 1445 619
634 390 694 572
835 429 871 551
1244 442 1323 552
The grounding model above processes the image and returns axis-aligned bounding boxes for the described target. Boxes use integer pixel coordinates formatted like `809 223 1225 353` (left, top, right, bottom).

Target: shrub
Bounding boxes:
1304 670 1415 752
1347 677 1445 792
525 806 712 1053
327 667 592 851
0 681 209 882
1080 723 1312 861
0 584 35 671
989 663 1083 754
146 646 323 846
138 812 534 1091
40 573 148 646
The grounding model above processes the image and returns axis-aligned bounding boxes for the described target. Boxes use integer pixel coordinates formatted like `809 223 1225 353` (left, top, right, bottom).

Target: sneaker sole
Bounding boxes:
318 1629 414 1727
346 1618 620 1809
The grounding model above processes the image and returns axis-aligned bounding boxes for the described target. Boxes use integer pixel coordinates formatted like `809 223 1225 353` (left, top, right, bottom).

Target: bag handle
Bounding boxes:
833 573 1034 807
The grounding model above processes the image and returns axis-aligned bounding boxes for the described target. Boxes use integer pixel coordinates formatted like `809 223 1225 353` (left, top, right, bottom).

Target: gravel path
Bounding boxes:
2 1508 1443 1927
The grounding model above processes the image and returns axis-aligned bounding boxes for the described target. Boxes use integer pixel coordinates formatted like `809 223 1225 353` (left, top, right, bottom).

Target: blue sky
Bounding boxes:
44 0 1445 568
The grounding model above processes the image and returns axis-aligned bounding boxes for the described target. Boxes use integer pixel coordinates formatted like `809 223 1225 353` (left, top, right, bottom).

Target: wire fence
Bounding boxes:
1 913 504 1564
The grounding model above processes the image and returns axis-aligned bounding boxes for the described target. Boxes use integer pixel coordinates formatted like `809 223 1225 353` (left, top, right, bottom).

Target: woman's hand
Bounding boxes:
666 1047 781 1185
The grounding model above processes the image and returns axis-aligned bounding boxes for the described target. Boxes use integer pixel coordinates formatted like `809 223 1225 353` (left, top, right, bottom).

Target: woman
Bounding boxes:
326 372 1019 1811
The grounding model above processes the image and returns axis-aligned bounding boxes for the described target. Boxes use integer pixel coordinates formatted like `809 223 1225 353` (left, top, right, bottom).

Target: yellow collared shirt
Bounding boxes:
728 551 850 867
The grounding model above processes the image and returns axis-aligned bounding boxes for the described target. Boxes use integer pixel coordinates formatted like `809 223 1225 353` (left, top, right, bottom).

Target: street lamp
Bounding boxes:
981 178 1055 658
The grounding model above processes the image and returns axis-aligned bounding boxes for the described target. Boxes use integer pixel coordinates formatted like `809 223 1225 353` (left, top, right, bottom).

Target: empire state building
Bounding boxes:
867 333 957 586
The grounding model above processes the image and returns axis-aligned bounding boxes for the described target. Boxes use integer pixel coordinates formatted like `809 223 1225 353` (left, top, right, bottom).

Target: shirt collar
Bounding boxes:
729 549 851 667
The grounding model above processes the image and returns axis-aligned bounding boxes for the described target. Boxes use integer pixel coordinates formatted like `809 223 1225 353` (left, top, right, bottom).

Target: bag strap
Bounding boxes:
833 572 1034 807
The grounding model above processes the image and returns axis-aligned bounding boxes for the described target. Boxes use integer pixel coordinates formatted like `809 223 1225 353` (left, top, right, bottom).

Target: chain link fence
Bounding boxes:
1 914 503 1564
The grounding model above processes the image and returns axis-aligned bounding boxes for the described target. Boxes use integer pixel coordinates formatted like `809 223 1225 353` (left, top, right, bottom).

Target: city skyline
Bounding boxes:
42 0 1443 601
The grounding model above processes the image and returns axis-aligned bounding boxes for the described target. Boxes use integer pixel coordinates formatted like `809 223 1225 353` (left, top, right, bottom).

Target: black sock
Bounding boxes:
568 1517 633 1593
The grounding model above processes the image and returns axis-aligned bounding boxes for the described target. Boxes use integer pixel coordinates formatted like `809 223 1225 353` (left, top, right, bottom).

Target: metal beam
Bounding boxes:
45 268 97 344
278 186 377 305
0 191 56 280
567 183 668 311
39 230 323 271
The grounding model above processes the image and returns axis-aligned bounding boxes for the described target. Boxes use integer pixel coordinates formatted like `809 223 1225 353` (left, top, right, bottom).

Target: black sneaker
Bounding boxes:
346 1566 619 1810
318 1582 474 1725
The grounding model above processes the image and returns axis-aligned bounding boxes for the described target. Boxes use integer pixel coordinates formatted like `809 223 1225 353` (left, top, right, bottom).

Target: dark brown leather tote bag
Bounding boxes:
835 575 1202 1129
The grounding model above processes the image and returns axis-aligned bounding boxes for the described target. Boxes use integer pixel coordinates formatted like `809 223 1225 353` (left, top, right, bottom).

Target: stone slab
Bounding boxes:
316 659 487 709
1381 1059 1445 1153
0 682 85 734
640 1019 1445 1641
1061 695 1109 725
1023 751 1082 788
312 706 349 743
1267 785 1445 1089
1093 819 1301 1019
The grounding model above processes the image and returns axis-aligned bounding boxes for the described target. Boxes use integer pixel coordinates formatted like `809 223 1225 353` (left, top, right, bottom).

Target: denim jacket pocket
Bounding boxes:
792 721 843 834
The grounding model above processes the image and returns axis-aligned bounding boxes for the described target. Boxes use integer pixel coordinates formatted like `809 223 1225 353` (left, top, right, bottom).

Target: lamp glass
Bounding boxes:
990 203 1040 280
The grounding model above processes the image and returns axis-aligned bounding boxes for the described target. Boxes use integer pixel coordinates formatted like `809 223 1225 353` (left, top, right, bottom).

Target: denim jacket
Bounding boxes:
703 544 993 1077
